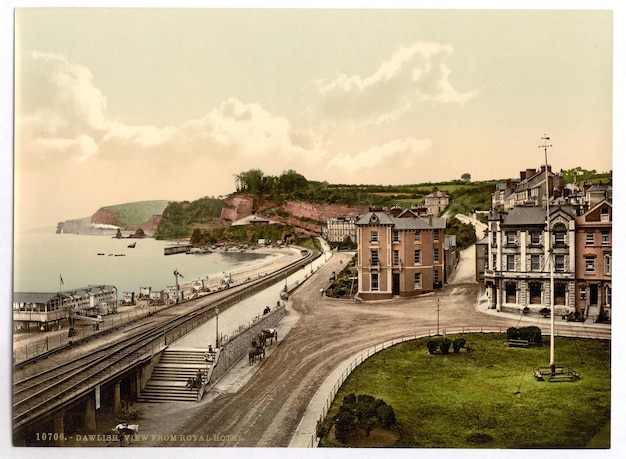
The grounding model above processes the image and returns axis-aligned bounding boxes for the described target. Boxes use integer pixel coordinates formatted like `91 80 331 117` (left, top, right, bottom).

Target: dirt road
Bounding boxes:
137 245 525 447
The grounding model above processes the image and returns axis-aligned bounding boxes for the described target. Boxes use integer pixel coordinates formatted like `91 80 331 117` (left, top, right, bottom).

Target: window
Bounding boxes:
601 208 610 222
605 255 611 275
506 232 516 246
414 230 421 242
393 230 399 242
393 250 400 266
530 232 541 245
434 229 439 242
505 283 516 303
414 250 421 265
531 255 541 271
530 282 542 304
414 273 421 289
554 283 566 305
586 232 594 245
554 224 567 247
371 273 379 291
555 255 565 272
601 231 609 245
434 248 439 262
434 269 439 284
492 231 497 246
585 257 595 273
371 231 378 243
492 254 497 270
580 285 586 300
370 249 379 267
507 255 515 271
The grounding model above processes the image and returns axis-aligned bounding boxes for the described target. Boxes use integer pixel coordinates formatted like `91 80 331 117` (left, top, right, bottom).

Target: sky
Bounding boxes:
7 3 618 232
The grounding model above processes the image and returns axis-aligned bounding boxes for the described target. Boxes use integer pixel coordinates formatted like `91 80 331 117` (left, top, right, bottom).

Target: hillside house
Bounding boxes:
326 217 358 243
424 191 449 216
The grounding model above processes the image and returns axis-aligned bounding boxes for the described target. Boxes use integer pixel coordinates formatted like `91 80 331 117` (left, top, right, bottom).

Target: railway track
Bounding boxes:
13 249 317 434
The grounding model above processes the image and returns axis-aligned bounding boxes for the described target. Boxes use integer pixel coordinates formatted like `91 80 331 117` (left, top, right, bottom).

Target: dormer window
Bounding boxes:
601 208 610 222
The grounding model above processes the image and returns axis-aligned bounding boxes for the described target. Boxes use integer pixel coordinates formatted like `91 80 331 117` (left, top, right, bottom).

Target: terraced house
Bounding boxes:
575 199 612 322
483 171 612 323
484 206 577 315
355 207 446 300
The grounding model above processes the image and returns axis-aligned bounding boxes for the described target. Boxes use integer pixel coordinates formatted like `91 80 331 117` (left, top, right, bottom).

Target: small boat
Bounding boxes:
97 253 105 256
128 242 137 248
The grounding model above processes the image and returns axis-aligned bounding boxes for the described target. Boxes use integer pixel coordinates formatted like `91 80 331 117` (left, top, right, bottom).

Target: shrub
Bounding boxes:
440 338 452 355
506 327 519 341
427 340 440 354
518 326 542 344
332 393 397 443
377 404 396 428
453 338 466 353
334 410 356 443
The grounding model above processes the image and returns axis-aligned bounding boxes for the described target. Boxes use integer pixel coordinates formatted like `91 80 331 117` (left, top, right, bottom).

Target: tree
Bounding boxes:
278 169 308 193
461 173 472 182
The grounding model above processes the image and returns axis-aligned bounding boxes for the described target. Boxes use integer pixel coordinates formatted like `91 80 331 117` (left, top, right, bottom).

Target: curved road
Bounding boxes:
131 240 612 448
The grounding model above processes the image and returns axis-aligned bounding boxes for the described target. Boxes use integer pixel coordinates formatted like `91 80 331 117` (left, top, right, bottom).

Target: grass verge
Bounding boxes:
319 333 611 448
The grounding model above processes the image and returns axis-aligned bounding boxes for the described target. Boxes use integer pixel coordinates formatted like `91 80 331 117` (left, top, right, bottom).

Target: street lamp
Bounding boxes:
436 299 441 335
215 308 219 349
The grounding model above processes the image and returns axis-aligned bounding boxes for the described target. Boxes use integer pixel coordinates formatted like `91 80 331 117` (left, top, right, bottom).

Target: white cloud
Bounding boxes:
313 41 476 125
16 52 108 167
327 137 433 175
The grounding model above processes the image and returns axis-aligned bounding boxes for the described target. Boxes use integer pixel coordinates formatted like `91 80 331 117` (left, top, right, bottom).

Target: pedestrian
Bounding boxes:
320 288 324 297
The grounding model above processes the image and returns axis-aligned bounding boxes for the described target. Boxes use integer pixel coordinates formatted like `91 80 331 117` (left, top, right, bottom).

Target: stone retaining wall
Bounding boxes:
208 305 285 386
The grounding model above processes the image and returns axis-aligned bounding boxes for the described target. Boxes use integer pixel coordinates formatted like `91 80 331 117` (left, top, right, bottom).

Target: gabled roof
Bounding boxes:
355 211 446 230
502 205 574 227
355 212 395 226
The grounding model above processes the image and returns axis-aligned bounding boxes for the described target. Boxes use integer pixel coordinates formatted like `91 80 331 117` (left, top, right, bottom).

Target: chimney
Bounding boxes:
390 205 402 217
428 215 433 226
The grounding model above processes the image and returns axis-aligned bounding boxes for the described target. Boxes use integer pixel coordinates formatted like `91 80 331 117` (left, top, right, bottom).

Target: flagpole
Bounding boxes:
540 135 555 374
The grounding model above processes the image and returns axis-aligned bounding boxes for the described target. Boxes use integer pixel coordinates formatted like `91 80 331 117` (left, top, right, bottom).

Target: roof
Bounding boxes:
13 292 60 304
355 211 446 230
14 285 117 303
426 191 448 198
502 205 574 227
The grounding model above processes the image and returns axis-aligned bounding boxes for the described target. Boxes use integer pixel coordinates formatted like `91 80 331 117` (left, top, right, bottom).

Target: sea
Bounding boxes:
13 228 276 296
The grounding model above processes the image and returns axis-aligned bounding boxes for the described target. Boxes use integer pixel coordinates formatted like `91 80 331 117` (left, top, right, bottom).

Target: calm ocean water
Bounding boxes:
13 228 274 296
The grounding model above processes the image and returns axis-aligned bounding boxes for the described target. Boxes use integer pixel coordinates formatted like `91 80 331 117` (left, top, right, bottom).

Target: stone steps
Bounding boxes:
138 348 208 403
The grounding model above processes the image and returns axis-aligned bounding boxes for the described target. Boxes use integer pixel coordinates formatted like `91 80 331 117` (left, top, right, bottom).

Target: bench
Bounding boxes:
507 339 529 348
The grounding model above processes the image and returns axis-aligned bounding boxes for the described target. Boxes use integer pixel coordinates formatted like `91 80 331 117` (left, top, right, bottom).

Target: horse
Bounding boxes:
262 328 278 345
248 345 265 365
115 423 139 446
248 348 258 366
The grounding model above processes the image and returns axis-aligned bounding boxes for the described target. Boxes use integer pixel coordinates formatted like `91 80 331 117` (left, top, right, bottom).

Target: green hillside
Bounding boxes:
101 200 170 227
153 197 224 240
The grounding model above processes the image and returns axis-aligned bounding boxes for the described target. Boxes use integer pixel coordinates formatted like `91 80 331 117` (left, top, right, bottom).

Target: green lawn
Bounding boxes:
320 333 611 448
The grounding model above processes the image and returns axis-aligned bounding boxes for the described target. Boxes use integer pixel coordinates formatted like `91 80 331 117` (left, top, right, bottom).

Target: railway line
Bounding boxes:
13 249 318 436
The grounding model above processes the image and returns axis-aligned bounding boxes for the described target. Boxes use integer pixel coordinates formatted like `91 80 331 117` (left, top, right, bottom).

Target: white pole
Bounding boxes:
541 135 555 372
